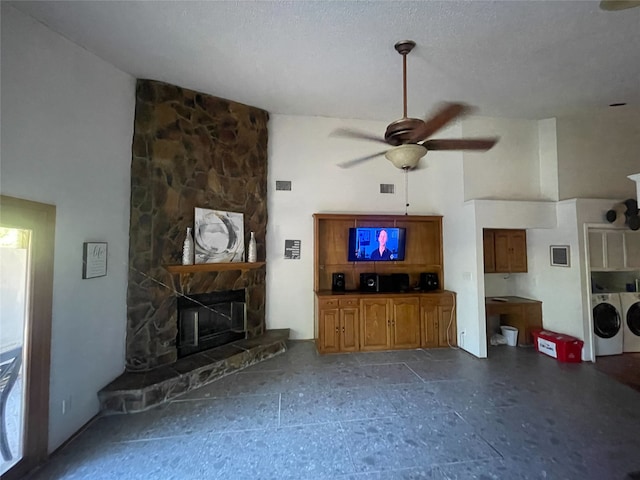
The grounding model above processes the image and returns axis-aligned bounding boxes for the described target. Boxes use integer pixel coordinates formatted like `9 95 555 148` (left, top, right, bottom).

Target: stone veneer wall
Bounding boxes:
126 79 269 371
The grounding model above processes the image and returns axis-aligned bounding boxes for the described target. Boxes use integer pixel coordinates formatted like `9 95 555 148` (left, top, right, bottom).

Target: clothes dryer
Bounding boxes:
620 292 640 353
592 293 623 356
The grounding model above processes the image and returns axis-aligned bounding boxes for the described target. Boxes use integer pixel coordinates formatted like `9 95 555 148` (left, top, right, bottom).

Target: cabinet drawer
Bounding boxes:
339 298 359 308
318 298 338 308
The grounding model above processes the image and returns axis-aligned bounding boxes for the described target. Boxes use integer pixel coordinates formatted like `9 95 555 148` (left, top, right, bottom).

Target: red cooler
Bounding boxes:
531 329 583 363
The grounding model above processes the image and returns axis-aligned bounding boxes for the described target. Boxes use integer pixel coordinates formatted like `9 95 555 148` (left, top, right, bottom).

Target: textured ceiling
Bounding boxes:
8 1 640 121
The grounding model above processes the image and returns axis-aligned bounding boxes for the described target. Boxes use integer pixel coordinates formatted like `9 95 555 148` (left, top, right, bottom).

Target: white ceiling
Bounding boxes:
8 1 640 122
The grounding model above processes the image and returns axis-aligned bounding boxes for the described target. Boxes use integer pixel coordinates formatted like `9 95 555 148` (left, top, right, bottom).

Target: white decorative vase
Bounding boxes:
182 227 194 265
247 231 257 263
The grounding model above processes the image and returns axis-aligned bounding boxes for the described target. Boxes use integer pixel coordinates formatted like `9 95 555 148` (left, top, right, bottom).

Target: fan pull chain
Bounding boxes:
404 167 410 215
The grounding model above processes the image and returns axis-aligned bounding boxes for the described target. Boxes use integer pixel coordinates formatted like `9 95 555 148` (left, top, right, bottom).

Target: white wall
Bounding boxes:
1 6 135 452
462 116 541 201
556 108 640 200
518 201 586 346
629 173 640 200
538 118 559 201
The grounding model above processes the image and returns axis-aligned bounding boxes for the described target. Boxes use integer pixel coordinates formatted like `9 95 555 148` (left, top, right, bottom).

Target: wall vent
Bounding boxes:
380 184 395 194
276 180 292 191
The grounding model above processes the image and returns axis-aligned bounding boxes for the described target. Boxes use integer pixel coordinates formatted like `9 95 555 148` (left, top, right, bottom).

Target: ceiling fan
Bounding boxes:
332 40 498 170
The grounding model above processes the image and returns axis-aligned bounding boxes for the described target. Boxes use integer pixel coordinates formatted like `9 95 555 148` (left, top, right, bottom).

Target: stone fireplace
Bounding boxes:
126 79 269 372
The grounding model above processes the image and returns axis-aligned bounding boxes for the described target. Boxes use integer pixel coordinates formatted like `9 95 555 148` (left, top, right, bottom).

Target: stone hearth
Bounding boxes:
99 329 289 415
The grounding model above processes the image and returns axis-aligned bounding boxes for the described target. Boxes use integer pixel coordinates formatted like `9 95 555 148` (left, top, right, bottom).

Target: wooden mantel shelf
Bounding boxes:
165 262 265 274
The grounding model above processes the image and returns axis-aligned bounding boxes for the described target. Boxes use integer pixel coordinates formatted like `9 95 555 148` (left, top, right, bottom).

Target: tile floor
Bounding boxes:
24 342 640 479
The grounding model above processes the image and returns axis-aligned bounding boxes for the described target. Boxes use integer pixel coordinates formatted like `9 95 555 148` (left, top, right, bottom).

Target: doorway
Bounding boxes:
0 196 55 479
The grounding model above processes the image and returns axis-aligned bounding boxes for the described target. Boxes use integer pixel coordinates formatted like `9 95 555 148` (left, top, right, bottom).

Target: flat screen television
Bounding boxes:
348 227 406 261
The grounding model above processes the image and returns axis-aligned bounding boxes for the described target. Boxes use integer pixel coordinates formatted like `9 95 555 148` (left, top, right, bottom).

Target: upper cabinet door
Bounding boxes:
484 229 527 273
588 231 605 270
624 231 640 268
493 231 512 272
606 230 625 270
589 229 639 271
483 229 496 273
509 230 528 272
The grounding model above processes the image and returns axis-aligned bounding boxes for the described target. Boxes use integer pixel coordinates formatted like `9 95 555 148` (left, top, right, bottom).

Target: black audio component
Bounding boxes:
391 273 410 292
360 273 379 292
332 272 346 292
376 273 410 292
420 272 440 291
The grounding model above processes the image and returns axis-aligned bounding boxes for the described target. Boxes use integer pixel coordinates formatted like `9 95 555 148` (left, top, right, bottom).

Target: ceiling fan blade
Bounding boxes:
599 0 640 10
410 103 474 143
423 138 499 151
330 128 387 144
337 150 387 168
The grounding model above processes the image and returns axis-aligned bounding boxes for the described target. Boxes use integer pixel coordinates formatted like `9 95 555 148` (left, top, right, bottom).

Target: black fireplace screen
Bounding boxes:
177 289 246 358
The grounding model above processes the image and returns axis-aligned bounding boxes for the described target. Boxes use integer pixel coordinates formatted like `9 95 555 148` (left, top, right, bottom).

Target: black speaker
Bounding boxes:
332 272 346 292
360 273 379 292
420 272 440 291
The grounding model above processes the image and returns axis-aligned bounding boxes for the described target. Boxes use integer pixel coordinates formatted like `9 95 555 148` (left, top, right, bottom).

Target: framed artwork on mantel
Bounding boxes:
194 208 244 263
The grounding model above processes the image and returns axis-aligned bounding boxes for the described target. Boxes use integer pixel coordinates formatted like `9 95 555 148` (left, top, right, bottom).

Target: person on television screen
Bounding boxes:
370 229 393 260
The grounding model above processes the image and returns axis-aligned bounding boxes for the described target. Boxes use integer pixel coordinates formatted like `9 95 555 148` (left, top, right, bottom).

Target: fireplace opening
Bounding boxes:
177 289 247 358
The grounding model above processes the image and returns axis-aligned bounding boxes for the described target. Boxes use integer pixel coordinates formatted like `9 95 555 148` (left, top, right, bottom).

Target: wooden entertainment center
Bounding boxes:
313 213 457 354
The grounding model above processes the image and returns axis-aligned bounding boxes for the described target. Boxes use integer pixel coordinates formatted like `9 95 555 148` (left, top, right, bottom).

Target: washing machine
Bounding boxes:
592 293 623 356
620 292 640 352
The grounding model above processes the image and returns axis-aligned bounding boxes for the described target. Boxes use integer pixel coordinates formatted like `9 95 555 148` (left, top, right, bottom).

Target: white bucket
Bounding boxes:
500 326 519 346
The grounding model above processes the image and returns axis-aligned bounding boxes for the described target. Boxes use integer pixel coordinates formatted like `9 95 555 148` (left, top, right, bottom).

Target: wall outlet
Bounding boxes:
459 330 466 348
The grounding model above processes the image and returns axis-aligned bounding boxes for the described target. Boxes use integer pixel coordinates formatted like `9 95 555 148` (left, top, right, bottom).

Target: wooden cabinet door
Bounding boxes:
360 298 391 350
588 231 605 269
606 230 625 269
625 231 640 268
483 229 496 273
391 297 420 349
340 307 360 352
493 230 511 272
437 304 456 347
420 298 439 348
318 308 340 353
509 230 527 272
490 229 527 273
522 303 542 345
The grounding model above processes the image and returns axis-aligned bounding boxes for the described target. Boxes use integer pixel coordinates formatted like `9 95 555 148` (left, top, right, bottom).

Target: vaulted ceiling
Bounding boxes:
9 1 640 121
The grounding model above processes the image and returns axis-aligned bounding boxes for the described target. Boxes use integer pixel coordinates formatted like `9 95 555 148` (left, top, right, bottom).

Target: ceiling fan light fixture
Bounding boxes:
385 144 427 170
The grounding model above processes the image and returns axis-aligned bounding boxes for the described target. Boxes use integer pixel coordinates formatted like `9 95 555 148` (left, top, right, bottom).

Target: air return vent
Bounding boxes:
276 180 292 191
380 184 395 194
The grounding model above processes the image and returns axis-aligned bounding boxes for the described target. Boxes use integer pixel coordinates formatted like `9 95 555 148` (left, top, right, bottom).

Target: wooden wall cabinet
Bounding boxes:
483 229 527 273
316 297 359 353
420 293 457 348
314 213 455 354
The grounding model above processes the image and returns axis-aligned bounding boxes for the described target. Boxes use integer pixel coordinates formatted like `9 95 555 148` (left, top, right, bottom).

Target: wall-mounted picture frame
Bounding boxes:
550 245 570 267
83 242 108 279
